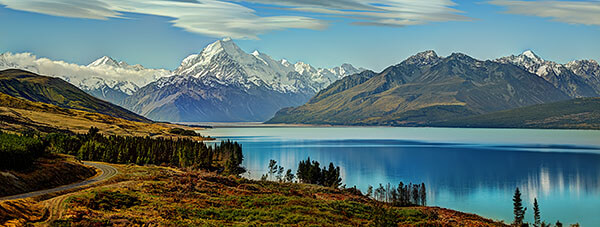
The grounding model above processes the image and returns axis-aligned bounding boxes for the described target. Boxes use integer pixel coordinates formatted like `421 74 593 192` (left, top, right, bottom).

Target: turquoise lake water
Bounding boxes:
203 127 600 226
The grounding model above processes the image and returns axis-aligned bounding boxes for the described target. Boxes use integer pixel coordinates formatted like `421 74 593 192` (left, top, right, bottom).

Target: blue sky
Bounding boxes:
0 0 599 71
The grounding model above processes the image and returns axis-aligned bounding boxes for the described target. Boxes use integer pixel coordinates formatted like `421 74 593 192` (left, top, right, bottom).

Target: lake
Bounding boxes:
203 127 600 226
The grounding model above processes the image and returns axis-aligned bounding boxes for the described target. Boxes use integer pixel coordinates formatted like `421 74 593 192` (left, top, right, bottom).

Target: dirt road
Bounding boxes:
0 161 118 201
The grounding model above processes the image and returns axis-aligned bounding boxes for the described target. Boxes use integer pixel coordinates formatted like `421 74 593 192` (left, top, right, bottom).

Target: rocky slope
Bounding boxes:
496 50 600 97
267 51 572 126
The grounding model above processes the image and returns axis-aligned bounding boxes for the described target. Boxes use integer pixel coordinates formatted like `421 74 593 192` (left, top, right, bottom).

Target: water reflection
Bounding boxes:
208 130 600 226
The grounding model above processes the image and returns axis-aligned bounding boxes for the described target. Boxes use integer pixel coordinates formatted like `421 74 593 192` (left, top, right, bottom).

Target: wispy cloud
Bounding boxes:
489 0 600 26
0 0 468 39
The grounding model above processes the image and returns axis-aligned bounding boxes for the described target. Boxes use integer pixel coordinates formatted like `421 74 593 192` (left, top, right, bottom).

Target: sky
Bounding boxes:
0 0 599 71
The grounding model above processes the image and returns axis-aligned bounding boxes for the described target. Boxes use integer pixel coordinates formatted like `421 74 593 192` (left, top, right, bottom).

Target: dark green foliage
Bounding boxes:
296 157 342 188
533 198 541 227
44 127 244 174
169 128 199 136
371 204 399 227
0 132 46 170
513 187 526 226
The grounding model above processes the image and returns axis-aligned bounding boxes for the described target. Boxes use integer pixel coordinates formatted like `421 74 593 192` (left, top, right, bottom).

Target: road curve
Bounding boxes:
0 161 118 201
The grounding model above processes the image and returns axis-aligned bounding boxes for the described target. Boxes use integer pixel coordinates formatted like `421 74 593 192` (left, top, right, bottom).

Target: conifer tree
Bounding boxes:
513 187 527 226
533 198 541 227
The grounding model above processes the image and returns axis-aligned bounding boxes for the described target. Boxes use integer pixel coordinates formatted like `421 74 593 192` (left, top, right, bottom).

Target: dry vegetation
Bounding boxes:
0 154 96 197
0 93 211 140
0 163 507 226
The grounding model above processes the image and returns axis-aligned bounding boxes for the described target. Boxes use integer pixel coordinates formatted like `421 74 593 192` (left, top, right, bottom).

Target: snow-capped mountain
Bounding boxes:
173 37 363 94
496 51 600 97
122 38 366 122
0 52 172 104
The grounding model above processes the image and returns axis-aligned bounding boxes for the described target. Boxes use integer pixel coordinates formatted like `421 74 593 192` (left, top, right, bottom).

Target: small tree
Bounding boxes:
367 185 373 198
419 183 427 206
276 166 285 182
555 220 563 227
268 159 278 181
284 169 295 182
533 198 541 227
513 187 527 226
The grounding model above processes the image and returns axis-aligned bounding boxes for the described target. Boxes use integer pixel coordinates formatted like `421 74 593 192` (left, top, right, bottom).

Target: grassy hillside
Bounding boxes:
1 163 508 226
0 92 209 139
0 69 150 123
434 98 600 129
267 52 569 126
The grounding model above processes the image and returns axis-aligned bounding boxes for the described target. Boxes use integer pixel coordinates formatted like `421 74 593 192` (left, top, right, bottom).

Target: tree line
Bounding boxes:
261 157 342 188
261 157 427 207
0 127 245 175
366 182 426 206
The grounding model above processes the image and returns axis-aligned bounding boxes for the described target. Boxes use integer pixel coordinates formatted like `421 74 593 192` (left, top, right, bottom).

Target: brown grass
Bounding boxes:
0 92 212 140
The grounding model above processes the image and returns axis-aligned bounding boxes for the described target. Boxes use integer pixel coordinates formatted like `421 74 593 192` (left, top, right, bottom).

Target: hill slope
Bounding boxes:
0 69 150 123
433 98 600 129
0 92 207 138
267 51 570 126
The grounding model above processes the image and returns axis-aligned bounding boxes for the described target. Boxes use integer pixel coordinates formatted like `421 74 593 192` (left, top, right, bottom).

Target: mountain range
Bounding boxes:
267 50 600 126
0 52 171 104
121 38 364 122
0 38 364 122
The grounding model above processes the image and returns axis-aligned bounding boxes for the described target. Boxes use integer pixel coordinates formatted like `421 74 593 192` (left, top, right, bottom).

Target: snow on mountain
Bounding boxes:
173 38 364 94
496 50 561 78
121 38 366 122
496 50 600 97
403 50 442 66
0 52 172 103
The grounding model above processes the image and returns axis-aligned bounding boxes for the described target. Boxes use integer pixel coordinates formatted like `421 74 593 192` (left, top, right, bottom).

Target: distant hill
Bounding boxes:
0 69 150 123
267 51 571 126
433 98 600 130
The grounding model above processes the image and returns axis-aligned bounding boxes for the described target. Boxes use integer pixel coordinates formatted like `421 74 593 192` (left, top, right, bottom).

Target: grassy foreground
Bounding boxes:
0 162 508 226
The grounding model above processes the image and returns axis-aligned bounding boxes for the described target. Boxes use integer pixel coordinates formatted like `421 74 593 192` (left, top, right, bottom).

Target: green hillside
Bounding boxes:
0 69 150 123
433 98 600 129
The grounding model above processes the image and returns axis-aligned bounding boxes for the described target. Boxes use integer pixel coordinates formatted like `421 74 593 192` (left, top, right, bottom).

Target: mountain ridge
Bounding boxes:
267 50 578 126
0 69 151 123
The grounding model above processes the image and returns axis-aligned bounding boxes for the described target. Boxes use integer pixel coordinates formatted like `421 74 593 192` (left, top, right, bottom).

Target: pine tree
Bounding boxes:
533 198 541 227
419 183 427 206
367 185 373 198
513 187 527 226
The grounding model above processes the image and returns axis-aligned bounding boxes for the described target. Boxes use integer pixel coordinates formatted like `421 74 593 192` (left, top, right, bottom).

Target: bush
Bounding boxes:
75 190 140 211
169 128 199 136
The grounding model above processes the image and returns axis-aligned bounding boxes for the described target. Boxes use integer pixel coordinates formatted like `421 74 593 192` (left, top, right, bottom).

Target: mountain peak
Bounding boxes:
201 38 245 59
521 50 543 61
404 50 441 66
89 56 119 67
